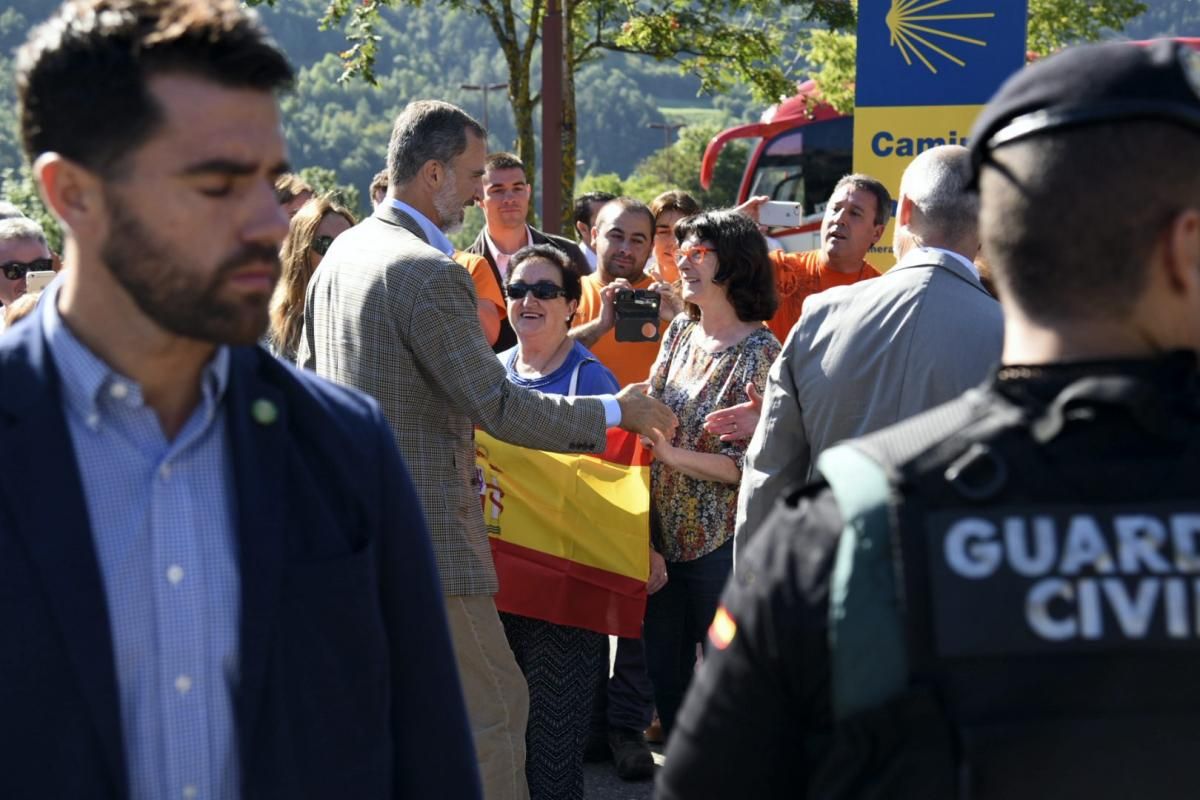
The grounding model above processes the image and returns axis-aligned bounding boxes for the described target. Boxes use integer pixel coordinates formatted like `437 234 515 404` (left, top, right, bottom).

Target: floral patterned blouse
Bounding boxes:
648 316 781 563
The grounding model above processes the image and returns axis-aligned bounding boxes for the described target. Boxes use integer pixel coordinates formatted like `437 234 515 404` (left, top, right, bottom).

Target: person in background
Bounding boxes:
268 195 355 362
273 173 313 218
740 175 891 342
465 152 591 352
0 200 28 220
572 191 615 272
647 190 701 285
496 243 620 800
643 209 780 742
4 290 41 328
0 217 53 328
369 168 389 207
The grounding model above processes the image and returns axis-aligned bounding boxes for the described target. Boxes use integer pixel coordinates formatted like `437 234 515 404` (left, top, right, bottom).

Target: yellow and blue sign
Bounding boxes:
854 0 1028 269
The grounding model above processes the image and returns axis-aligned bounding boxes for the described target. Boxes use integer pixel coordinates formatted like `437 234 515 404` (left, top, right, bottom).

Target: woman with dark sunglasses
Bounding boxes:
267 195 355 362
497 243 621 800
642 209 781 742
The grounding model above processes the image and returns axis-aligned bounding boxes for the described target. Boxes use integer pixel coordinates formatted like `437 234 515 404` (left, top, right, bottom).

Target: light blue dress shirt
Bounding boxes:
41 292 241 800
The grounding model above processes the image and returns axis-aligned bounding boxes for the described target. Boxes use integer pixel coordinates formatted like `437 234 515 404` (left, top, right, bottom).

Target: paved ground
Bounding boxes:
583 637 666 799
582 743 664 799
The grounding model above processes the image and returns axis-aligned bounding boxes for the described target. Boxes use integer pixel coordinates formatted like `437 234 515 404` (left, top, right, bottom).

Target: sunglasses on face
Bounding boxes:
674 245 716 265
505 281 567 301
0 258 52 281
311 235 336 256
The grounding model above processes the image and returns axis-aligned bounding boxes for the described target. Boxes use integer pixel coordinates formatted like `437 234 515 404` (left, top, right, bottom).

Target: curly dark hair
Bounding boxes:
506 243 582 304
674 209 777 323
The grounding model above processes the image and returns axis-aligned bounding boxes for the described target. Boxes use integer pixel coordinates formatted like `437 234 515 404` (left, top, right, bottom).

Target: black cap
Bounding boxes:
969 39 1200 182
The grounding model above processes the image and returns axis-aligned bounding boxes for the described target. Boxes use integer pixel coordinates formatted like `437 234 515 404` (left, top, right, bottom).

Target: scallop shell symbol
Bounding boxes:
885 0 995 75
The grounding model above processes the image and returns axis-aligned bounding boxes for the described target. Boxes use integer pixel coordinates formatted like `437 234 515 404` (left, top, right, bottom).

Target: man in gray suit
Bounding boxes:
299 100 674 800
731 145 1003 563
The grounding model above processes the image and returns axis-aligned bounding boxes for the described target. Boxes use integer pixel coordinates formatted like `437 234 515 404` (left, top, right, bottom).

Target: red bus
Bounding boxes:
700 38 1200 253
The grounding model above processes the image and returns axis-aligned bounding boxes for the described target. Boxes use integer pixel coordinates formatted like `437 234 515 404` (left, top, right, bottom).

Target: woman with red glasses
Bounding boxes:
642 209 781 741
496 243 621 800
267 195 355 362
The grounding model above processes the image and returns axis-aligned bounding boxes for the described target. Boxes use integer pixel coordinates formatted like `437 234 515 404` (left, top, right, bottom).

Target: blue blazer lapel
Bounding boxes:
0 321 127 795
224 347 287 767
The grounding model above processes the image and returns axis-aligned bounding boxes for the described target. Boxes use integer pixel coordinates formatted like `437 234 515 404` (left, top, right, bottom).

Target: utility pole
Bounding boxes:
541 0 564 233
648 122 685 182
460 81 509 141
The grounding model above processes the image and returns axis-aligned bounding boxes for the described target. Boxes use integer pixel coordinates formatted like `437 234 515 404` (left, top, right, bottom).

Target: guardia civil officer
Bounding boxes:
657 39 1200 800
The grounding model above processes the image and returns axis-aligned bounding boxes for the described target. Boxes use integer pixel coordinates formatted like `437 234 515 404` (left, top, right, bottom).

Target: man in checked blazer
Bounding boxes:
732 145 1004 564
299 100 675 800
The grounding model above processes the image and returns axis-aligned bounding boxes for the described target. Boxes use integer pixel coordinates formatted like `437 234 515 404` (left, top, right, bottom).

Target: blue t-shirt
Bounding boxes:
500 339 619 397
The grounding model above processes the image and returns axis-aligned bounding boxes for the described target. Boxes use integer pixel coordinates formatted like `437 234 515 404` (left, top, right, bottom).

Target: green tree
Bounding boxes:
250 0 856 233
0 166 64 253
807 0 1149 114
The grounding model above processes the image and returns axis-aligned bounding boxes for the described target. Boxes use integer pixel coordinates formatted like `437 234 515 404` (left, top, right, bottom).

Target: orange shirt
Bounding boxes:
574 273 663 388
453 251 504 313
767 249 879 342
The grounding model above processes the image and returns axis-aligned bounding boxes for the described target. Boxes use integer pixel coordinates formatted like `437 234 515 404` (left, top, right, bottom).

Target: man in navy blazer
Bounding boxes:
3 1 481 797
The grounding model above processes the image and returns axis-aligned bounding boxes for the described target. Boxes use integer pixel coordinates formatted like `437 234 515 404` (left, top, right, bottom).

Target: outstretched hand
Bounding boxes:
703 382 763 442
617 381 677 440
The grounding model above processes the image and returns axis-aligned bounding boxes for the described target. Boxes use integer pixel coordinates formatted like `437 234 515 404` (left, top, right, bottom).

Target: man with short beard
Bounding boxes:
300 100 676 800
5 1 481 799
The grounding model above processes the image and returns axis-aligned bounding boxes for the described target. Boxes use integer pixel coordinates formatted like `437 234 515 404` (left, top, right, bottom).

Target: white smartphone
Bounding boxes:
758 201 803 228
25 270 55 293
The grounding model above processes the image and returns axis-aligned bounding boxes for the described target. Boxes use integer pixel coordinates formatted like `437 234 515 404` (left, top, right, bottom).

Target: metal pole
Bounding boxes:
542 0 564 233
648 122 685 183
460 82 509 144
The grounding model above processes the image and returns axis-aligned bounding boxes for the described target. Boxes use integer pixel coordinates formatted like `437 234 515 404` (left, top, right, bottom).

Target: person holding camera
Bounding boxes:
570 198 682 389
642 209 781 741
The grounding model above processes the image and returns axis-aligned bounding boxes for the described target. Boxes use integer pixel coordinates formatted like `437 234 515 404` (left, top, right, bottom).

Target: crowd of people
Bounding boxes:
3 1 1200 799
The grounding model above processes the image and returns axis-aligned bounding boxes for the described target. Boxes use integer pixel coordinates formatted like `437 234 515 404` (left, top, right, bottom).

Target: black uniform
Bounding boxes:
658 355 1200 799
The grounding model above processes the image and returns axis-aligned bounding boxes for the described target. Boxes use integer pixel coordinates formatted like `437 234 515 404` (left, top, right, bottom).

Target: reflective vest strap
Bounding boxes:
819 444 910 721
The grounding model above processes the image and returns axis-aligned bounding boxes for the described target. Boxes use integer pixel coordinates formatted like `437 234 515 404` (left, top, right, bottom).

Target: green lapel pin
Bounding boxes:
252 398 278 426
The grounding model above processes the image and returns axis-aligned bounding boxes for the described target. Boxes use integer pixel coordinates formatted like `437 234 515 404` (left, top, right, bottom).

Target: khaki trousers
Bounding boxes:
444 595 531 800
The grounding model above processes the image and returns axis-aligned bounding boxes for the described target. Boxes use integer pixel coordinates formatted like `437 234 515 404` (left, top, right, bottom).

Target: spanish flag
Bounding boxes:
477 428 650 638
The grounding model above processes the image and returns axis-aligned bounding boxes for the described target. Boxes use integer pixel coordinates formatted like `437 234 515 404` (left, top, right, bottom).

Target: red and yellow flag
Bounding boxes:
476 428 650 638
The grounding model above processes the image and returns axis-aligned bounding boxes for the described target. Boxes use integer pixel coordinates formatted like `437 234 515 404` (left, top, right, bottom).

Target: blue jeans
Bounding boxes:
643 540 734 738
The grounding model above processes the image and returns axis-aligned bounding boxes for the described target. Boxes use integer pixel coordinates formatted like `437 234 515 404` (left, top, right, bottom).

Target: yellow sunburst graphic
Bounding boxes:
885 0 995 74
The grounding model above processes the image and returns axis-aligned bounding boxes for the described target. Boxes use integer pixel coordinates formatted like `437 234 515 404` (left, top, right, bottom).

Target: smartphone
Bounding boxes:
614 288 661 343
24 270 55 294
759 201 803 228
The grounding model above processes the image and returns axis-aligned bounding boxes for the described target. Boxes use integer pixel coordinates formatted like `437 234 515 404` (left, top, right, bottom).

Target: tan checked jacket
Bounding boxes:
299 204 608 596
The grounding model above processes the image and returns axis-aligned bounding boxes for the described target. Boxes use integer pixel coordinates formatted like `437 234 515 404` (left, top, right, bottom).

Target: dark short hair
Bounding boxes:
650 190 701 222
596 197 655 234
485 152 525 177
675 209 778 323
831 173 893 227
17 0 294 175
274 173 312 205
573 191 615 229
506 243 582 305
981 122 1200 323
388 101 486 188
369 168 388 199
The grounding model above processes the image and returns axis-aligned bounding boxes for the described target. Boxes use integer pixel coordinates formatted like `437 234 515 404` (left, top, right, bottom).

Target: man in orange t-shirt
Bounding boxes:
453 250 503 347
571 197 681 388
747 174 892 342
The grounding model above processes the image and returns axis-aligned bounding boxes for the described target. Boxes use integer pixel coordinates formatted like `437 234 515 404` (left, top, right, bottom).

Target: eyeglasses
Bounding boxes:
0 258 52 281
505 281 567 301
311 235 336 256
674 246 716 265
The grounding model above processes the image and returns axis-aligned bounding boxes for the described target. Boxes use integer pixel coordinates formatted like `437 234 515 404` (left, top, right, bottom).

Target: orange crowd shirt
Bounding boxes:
574 273 664 389
453 251 505 313
767 249 880 343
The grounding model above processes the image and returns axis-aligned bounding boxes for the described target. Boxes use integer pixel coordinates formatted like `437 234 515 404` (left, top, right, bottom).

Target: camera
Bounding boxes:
614 288 661 343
